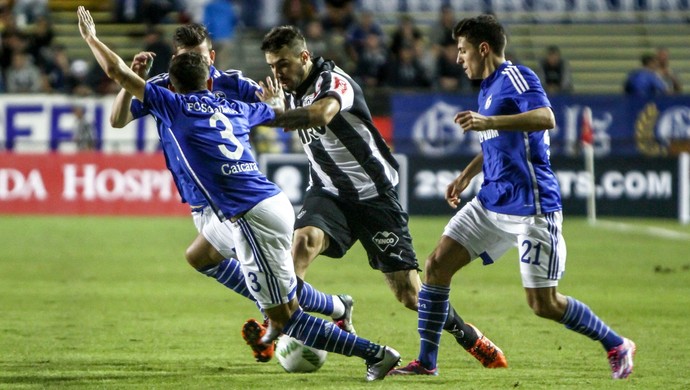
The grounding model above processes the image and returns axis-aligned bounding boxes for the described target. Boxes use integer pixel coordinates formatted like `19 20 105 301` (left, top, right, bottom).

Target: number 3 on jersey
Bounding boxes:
212 112 244 160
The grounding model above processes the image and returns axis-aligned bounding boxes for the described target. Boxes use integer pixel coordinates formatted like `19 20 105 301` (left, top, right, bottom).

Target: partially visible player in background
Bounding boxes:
257 25 507 369
390 14 636 379
78 8 402 381
108 23 354 363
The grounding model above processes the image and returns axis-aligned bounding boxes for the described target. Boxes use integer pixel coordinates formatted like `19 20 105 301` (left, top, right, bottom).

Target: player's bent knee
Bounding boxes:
293 228 326 255
394 288 418 311
424 256 450 285
528 299 562 320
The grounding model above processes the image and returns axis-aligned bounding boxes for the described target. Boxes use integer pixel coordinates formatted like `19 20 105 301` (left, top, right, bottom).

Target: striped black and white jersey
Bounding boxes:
286 57 399 201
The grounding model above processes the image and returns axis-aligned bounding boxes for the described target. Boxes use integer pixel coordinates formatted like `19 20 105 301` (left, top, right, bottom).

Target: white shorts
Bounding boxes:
443 198 567 288
230 192 297 309
192 206 236 259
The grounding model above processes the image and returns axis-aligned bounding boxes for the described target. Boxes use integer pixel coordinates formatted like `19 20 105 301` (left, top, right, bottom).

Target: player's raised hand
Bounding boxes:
77 6 96 41
256 76 285 113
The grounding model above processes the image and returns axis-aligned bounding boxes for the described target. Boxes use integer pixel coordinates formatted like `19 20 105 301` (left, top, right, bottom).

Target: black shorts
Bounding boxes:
294 187 419 273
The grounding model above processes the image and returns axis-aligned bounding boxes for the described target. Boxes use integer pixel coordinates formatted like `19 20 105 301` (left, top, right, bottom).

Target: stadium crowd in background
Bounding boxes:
0 1 685 96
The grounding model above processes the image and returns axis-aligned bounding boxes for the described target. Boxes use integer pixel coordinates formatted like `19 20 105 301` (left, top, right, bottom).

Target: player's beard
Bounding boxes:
284 67 306 93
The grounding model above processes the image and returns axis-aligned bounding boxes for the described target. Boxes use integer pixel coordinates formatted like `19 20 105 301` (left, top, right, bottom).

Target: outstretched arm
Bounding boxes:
77 6 145 101
270 97 340 129
255 77 340 129
110 51 156 128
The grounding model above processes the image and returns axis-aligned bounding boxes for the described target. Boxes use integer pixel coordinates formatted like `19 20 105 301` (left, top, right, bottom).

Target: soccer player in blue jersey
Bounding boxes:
78 6 400 381
109 23 355 362
258 25 506 369
389 15 636 379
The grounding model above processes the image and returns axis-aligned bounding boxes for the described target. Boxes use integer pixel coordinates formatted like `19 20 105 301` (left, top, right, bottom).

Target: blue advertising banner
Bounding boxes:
258 153 681 217
392 94 690 158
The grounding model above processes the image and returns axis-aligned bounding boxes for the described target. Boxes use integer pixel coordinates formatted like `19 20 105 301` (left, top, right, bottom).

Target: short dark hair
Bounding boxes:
173 23 212 50
452 14 506 55
641 53 656 67
260 25 306 54
168 52 209 93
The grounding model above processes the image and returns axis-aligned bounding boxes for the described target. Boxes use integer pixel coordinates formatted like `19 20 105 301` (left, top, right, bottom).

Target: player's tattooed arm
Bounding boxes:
270 97 340 130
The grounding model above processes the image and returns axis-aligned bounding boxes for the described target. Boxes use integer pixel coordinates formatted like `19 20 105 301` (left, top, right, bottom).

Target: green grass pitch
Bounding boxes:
1 215 689 389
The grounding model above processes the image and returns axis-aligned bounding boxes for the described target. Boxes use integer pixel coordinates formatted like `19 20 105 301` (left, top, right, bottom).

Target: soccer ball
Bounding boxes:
275 335 327 373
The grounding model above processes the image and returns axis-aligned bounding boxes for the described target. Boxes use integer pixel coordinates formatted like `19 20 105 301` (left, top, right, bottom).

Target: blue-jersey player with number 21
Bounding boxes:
77 6 401 381
390 14 636 379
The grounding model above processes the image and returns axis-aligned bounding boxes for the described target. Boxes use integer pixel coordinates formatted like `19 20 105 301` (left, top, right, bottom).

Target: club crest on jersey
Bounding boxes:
484 94 493 110
372 231 399 252
298 127 326 144
333 76 348 95
214 91 227 99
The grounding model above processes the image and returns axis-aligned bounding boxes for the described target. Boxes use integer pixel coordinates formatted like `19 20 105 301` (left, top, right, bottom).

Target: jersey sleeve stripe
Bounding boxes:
503 66 528 94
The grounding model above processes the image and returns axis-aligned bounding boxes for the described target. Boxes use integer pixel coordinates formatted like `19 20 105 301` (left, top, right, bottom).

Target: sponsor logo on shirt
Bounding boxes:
484 94 493 110
372 231 399 252
478 129 499 143
221 162 259 175
298 127 327 145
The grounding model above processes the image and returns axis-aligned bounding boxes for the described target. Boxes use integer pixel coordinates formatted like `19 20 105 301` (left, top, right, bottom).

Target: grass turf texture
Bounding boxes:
1 215 689 389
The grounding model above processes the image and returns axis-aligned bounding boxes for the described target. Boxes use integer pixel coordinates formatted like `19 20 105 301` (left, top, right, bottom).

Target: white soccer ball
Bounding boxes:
275 335 327 373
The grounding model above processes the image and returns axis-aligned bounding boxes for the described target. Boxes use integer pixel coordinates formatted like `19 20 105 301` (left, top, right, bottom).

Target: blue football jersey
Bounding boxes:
131 66 261 207
475 61 562 216
142 83 280 221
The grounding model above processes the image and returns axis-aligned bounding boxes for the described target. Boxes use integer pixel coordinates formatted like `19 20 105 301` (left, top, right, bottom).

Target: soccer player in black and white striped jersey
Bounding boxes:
259 25 507 369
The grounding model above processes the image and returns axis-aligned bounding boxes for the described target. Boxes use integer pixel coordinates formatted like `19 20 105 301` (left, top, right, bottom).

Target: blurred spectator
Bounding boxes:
179 0 210 24
385 43 431 89
12 0 47 29
389 14 424 60
5 50 46 93
435 40 466 92
536 45 573 94
142 0 178 25
42 44 71 93
203 0 237 71
66 59 95 96
115 0 177 25
321 0 355 34
115 0 143 23
72 105 96 151
304 19 327 57
1 23 28 77
624 53 669 98
142 27 172 77
281 0 317 29
352 32 388 88
345 9 385 63
656 47 682 94
26 15 53 67
428 4 455 54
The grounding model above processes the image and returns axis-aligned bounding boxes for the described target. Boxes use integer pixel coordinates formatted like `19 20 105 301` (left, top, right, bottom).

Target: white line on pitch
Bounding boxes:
593 220 690 241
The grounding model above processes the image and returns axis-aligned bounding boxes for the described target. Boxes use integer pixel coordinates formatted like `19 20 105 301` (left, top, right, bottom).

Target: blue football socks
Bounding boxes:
560 296 624 351
417 284 450 369
283 307 380 361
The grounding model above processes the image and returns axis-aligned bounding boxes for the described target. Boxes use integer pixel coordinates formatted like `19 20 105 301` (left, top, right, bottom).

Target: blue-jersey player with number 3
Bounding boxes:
109 24 358 363
78 6 401 381
390 15 635 379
